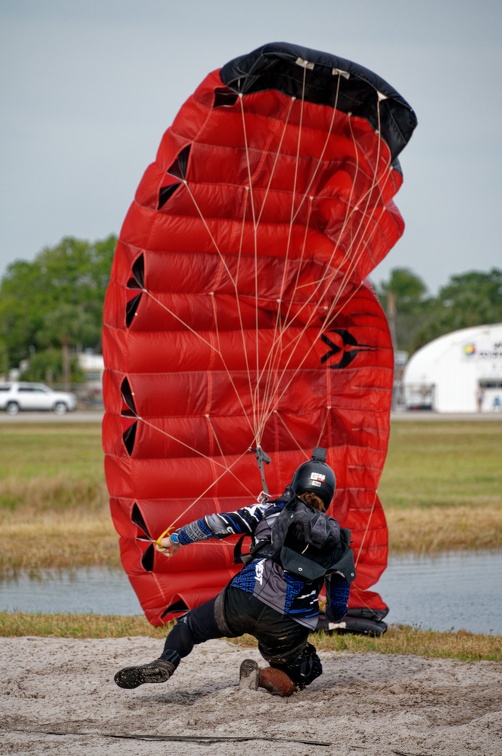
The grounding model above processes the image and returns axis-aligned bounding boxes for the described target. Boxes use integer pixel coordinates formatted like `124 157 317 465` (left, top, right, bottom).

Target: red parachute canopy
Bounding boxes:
103 43 417 626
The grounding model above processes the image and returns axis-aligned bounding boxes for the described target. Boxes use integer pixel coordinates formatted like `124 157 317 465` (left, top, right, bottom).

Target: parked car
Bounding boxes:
0 382 77 415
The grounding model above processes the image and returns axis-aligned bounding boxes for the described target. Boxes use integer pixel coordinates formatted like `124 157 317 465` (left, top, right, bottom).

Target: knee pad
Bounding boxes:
272 643 322 690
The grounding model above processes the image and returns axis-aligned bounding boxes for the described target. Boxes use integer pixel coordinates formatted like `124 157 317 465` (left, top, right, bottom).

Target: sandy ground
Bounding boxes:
1 636 501 755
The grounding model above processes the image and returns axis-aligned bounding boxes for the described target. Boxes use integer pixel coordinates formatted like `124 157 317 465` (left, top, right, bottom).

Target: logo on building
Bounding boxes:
463 343 476 357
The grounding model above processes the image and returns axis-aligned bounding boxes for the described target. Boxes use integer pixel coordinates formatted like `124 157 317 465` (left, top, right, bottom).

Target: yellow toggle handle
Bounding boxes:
155 527 172 548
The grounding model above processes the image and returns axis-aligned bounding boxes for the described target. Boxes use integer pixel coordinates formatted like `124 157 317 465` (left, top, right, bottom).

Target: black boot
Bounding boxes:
114 658 175 689
115 648 180 689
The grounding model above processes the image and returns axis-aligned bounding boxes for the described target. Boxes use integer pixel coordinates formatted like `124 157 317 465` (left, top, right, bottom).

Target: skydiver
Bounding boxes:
114 449 355 697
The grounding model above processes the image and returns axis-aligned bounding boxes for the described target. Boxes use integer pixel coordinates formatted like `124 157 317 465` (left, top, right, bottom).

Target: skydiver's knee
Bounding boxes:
272 643 323 690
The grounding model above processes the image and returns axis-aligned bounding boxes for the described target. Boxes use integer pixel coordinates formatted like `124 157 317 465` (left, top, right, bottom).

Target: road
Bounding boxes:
0 410 501 423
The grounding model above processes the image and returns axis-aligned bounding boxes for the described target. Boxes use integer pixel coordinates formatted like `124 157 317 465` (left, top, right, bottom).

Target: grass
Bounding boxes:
380 421 502 553
0 420 501 654
0 421 501 573
0 423 117 573
380 422 502 509
0 612 500 662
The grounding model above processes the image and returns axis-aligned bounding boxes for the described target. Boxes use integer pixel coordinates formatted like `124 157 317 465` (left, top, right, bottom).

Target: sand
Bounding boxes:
1 636 501 755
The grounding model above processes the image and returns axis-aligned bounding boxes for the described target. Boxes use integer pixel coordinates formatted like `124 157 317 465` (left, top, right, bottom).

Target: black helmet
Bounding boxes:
291 447 336 511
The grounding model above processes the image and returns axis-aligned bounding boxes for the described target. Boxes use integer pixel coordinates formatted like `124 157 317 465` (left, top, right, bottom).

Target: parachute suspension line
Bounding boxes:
204 413 230 496
311 89 394 324
269 90 396 374
136 290 254 438
262 77 346 395
232 181 260 434
272 70 343 334
295 107 374 327
255 67 310 439
237 92 262 437
237 85 299 441
139 291 215 351
182 180 238 289
354 488 379 569
256 198 315 443
260 70 333 419
208 291 256 439
285 65 308 256
231 65 367 448
142 177 263 435
131 415 231 470
338 97 397 272
163 444 259 532
274 411 310 459
263 67 308 376
248 174 369 410
254 96 296 228
243 94 299 439
316 405 331 449
164 157 259 440
251 70 307 437
322 95 395 314
257 75 354 411
288 72 343 227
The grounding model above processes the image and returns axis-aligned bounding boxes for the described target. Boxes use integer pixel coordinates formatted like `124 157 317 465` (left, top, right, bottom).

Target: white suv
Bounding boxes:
0 382 77 415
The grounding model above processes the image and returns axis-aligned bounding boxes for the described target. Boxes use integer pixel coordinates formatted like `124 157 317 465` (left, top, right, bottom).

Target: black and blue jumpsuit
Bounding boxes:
160 497 351 689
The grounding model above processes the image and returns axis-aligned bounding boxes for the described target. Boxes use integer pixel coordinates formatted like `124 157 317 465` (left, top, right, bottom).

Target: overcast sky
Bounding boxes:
1 0 500 294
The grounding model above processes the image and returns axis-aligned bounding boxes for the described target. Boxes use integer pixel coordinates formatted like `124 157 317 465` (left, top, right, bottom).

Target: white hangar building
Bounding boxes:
403 323 502 413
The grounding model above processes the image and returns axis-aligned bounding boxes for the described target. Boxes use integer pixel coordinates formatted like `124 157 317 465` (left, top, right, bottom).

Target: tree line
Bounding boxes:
0 235 501 386
0 236 116 387
375 267 502 355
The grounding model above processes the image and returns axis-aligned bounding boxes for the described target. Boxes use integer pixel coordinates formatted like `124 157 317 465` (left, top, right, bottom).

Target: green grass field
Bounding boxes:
0 419 501 654
0 419 501 573
381 421 502 509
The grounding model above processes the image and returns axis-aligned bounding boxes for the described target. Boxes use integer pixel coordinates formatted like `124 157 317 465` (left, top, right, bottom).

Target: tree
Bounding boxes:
411 268 502 351
37 304 97 390
0 235 116 372
20 348 84 386
0 339 8 380
375 268 430 352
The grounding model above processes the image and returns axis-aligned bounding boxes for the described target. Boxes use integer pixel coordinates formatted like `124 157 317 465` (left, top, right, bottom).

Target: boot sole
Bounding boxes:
114 663 171 689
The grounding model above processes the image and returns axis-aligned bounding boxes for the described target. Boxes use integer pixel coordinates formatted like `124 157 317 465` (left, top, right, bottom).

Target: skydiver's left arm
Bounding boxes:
324 574 351 622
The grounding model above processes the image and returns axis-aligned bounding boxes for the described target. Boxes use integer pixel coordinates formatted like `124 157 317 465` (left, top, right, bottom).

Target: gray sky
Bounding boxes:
1 0 501 294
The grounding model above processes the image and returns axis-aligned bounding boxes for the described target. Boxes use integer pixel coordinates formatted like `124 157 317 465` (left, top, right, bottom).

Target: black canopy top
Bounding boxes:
220 42 417 162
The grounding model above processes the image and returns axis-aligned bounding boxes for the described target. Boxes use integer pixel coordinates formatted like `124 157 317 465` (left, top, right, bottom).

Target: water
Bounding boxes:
0 568 142 616
373 550 502 635
1 551 501 634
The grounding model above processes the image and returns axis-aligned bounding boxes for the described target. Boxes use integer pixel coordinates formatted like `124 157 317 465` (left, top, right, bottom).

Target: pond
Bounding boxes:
1 550 501 635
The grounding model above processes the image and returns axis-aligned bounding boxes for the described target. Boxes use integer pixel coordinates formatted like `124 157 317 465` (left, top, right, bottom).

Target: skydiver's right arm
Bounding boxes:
156 501 271 556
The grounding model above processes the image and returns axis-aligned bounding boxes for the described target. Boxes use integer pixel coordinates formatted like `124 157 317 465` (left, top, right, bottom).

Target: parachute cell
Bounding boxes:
103 43 416 626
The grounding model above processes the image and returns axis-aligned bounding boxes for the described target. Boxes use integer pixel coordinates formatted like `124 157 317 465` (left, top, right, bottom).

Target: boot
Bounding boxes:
238 659 260 690
239 659 297 697
114 658 175 689
258 665 297 697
